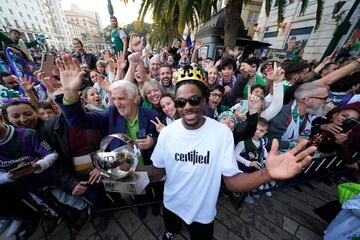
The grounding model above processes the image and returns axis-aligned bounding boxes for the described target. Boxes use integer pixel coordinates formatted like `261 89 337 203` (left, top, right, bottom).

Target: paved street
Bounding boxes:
12 178 343 240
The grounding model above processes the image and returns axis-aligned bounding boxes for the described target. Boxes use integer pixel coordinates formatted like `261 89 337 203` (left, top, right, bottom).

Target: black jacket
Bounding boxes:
73 51 97 70
39 115 105 192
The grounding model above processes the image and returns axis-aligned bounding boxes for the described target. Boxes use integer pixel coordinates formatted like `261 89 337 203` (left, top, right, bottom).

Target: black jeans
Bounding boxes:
163 207 214 240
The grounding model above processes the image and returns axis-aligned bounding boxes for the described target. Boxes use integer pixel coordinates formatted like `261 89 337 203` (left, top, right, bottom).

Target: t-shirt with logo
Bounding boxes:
0 125 54 172
151 117 240 224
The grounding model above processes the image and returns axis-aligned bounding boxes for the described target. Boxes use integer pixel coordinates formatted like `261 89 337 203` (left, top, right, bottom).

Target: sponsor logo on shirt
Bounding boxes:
174 150 210 165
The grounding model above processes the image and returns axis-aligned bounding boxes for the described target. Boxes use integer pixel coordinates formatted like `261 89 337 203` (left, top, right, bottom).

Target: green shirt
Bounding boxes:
0 31 38 50
125 112 144 166
243 74 267 100
111 28 125 54
142 99 153 109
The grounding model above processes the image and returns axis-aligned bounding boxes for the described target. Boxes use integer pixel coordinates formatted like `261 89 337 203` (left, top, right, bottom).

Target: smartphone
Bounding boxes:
9 162 32 175
341 118 360 133
41 52 55 77
136 129 147 139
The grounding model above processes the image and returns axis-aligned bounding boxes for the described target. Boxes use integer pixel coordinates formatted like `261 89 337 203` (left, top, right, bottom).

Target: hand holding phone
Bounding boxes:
136 129 147 139
41 52 55 78
341 118 360 133
8 162 33 179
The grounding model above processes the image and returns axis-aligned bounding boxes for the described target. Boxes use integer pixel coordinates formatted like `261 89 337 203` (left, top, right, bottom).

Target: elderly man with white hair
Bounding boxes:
266 81 330 151
55 54 160 218
149 55 161 81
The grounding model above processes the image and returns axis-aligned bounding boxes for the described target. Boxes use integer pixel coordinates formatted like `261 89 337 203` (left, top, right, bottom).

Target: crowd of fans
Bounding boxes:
0 15 360 239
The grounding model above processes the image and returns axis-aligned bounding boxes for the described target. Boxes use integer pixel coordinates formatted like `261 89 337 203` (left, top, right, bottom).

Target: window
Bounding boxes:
14 20 20 28
32 23 36 31
19 12 23 17
15 1 18 6
28 14 31 19
4 17 11 26
24 4 27 9
0 6 2 12
43 19 46 24
23 22 28 29
35 16 38 21
45 27 49 32
9 9 13 14
38 25 42 31
247 11 259 24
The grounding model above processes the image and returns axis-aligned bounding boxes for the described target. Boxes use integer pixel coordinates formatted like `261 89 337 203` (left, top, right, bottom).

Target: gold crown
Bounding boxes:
176 66 206 85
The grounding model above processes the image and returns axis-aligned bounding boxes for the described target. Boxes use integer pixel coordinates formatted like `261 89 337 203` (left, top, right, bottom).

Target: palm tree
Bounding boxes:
137 0 258 50
265 0 324 30
136 0 323 50
138 0 217 48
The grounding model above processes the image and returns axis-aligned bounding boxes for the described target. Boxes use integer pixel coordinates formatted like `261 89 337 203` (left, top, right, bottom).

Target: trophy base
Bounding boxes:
101 171 150 194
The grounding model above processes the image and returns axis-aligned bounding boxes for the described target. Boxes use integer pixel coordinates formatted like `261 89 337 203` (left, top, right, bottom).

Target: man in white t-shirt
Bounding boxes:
141 66 317 240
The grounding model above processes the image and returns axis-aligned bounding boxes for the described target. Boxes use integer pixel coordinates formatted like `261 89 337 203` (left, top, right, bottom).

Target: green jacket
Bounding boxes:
0 31 38 49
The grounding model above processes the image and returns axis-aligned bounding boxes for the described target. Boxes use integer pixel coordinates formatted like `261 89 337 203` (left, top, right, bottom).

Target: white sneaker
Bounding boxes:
6 220 23 237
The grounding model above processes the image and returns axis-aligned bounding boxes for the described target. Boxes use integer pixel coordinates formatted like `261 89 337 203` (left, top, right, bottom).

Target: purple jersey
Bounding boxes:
0 125 54 172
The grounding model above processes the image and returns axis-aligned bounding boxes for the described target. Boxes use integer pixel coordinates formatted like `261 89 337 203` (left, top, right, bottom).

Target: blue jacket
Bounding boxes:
56 95 159 165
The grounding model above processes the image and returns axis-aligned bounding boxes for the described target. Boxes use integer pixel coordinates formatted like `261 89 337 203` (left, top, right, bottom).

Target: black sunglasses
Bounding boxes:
174 96 202 108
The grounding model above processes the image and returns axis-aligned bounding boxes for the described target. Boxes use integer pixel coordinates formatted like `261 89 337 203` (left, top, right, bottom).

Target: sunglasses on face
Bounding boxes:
174 95 202 108
2 97 29 104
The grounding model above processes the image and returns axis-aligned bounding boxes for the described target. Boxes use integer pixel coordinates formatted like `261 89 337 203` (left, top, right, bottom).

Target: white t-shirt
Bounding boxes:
151 117 241 224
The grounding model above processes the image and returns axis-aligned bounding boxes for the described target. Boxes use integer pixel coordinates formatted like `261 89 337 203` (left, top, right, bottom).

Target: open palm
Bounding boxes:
266 139 317 180
55 54 85 92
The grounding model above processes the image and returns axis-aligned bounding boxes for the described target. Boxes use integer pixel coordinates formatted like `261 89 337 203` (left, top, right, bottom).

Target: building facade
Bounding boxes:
253 0 360 60
0 0 71 50
64 4 104 51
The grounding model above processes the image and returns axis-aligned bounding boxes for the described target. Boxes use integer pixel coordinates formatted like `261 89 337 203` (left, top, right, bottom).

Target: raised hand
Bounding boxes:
265 139 317 180
116 51 127 70
128 52 143 67
194 39 203 50
20 75 35 92
97 74 111 93
267 62 285 83
151 117 166 133
247 86 262 114
240 62 251 77
55 54 86 101
107 58 116 74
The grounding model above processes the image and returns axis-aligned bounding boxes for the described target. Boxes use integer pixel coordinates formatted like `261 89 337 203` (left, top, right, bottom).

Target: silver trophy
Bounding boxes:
91 133 140 180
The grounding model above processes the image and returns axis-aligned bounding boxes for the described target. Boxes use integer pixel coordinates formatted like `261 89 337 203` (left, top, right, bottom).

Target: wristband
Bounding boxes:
63 97 78 105
351 61 360 69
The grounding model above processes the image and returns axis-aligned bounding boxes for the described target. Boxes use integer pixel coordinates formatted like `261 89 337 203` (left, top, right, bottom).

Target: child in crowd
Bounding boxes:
234 117 272 203
36 102 56 121
217 110 237 131
96 60 107 79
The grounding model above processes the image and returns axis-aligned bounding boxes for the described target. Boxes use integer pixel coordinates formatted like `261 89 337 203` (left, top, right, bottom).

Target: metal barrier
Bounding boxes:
231 152 357 209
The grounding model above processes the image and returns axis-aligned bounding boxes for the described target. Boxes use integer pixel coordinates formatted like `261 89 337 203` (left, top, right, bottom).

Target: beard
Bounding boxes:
305 104 327 116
